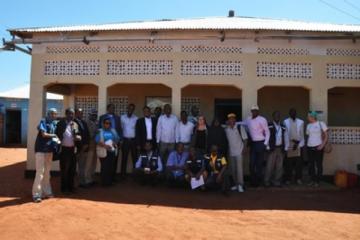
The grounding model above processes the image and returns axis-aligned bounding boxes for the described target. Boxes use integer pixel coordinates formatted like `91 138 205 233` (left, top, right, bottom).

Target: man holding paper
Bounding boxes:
185 147 207 190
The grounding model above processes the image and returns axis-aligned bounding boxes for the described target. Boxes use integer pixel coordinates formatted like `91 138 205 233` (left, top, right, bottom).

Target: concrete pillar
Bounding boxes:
310 86 328 122
241 86 258 121
171 85 182 117
97 84 108 116
27 82 46 170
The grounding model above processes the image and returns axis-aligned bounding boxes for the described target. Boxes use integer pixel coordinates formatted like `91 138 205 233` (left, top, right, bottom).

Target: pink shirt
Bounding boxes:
246 116 270 145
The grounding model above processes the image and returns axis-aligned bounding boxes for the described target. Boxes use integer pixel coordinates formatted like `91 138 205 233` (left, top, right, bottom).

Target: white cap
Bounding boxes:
250 105 259 111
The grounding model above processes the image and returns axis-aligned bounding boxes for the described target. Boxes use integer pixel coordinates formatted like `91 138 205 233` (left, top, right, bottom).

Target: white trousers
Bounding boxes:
32 152 53 198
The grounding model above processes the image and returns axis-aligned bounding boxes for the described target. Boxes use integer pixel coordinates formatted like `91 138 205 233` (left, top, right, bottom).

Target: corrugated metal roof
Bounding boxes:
0 85 63 100
8 16 360 34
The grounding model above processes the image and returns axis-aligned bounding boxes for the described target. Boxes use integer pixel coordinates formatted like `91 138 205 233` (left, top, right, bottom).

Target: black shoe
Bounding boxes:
79 184 88 188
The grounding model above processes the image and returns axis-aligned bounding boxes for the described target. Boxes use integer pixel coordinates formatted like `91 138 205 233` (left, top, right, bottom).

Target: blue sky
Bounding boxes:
0 0 359 92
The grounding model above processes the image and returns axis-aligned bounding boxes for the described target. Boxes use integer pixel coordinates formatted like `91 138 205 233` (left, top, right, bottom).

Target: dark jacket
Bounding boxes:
99 113 122 138
74 118 90 147
34 118 58 153
135 117 157 149
207 125 228 155
268 121 286 151
55 119 82 149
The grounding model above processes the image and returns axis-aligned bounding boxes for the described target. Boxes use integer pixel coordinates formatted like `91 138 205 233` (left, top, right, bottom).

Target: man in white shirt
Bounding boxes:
283 108 305 185
246 105 270 187
264 111 287 187
176 111 194 150
225 113 248 193
120 104 138 179
156 104 178 168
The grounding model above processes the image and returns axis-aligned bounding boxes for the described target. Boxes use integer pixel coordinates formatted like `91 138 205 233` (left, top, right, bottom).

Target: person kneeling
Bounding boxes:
134 141 162 185
166 143 189 187
204 145 230 195
185 147 207 190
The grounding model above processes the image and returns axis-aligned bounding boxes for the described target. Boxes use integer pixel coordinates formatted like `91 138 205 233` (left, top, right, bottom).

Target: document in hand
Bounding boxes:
191 175 205 189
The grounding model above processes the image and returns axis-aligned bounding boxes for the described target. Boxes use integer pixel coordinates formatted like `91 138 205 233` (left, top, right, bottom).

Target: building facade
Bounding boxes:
7 16 360 175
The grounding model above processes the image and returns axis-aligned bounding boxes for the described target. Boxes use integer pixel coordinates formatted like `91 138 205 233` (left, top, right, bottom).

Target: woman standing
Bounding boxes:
191 115 208 155
306 111 328 187
96 117 120 186
32 108 60 203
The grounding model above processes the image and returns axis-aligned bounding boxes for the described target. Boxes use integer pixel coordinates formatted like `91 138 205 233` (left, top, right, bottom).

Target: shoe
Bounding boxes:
33 197 42 203
296 179 303 185
285 181 291 185
230 185 238 191
313 183 319 187
79 184 88 188
307 181 315 186
237 185 244 193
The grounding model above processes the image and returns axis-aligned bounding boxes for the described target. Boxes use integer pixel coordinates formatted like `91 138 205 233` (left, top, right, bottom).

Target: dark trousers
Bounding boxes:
205 172 230 192
308 147 324 183
250 141 266 186
133 169 160 185
284 155 303 182
165 171 187 187
60 146 77 192
100 151 116 186
121 138 137 176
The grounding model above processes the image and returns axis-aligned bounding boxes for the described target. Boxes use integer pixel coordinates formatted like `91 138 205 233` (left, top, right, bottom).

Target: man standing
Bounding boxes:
246 105 270 187
74 108 90 188
135 106 157 152
176 111 195 151
283 108 305 185
156 104 178 168
225 113 248 193
264 111 286 187
99 103 122 181
188 105 199 125
120 103 138 179
56 108 82 193
32 108 59 202
84 109 98 187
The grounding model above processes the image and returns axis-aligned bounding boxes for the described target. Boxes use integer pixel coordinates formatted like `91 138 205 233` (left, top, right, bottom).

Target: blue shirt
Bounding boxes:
34 118 58 153
166 150 189 177
95 128 120 145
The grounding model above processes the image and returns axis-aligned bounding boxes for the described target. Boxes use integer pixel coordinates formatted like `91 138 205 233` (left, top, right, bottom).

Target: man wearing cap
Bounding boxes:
56 108 82 193
283 108 305 185
225 113 248 192
246 105 270 187
74 108 90 188
84 109 99 186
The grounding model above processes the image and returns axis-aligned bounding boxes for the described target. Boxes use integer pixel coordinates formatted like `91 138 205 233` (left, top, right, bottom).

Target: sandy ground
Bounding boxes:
0 147 359 240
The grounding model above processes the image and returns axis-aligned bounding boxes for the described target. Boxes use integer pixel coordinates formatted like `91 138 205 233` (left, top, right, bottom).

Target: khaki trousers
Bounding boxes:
32 152 53 198
264 148 284 186
228 155 244 186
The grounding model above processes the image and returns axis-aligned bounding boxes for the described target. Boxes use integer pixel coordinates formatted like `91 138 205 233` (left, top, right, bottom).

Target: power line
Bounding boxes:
343 0 360 13
318 0 360 22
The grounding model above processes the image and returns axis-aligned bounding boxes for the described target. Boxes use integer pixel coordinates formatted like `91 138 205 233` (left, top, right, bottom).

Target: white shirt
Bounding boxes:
273 122 283 146
176 121 194 143
62 122 75 147
121 114 138 138
283 118 305 150
145 117 153 140
156 114 178 143
306 121 328 147
225 124 248 157
246 116 270 145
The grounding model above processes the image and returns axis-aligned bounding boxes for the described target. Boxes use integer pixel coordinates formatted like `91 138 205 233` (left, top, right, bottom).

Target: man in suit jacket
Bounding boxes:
56 108 82 193
283 108 305 185
98 103 122 181
136 106 157 151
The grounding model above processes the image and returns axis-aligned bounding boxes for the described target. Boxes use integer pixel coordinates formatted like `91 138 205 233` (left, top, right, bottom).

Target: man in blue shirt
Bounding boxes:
166 143 189 187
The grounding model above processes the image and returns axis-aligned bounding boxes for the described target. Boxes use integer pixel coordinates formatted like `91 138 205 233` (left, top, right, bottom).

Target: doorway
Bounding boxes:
214 99 242 124
5 109 21 144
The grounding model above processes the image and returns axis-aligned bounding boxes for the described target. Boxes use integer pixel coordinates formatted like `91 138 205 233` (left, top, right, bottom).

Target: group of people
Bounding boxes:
32 103 329 202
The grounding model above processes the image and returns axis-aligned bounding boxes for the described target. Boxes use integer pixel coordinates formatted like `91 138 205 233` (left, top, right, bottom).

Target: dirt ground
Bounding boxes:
0 148 359 240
